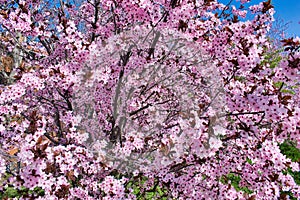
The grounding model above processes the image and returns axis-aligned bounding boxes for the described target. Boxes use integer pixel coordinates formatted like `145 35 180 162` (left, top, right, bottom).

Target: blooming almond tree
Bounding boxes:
0 0 299 199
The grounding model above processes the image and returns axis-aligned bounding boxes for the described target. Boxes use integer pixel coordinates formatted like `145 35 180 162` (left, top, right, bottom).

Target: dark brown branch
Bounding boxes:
220 111 265 118
147 31 161 59
218 0 233 19
277 81 284 93
53 107 63 138
55 87 73 111
38 96 69 110
38 36 52 55
129 103 152 117
91 0 100 42
44 132 61 145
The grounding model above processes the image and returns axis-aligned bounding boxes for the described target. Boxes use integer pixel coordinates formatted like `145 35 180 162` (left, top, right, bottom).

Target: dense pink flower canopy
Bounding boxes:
0 0 299 199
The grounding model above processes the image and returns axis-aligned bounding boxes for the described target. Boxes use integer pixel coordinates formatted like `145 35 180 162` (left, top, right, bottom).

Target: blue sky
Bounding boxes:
272 0 300 37
218 0 300 37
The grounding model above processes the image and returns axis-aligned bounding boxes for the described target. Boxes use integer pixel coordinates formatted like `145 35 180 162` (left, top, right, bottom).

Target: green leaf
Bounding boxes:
281 191 298 200
279 141 300 162
220 173 253 194
273 81 284 88
234 76 246 82
4 187 20 198
281 89 295 95
246 157 253 165
145 191 155 199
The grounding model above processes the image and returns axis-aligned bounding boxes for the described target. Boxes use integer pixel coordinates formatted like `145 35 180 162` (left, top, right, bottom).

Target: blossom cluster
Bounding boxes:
0 0 299 199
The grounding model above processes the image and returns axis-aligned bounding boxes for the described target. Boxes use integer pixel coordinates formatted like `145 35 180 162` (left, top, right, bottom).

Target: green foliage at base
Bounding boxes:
220 173 253 194
281 167 300 187
279 140 300 163
1 139 299 199
125 176 169 200
280 191 297 200
279 140 300 200
279 140 300 187
0 186 44 199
